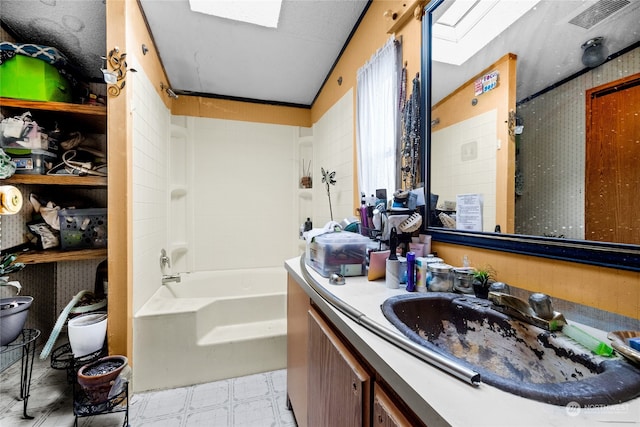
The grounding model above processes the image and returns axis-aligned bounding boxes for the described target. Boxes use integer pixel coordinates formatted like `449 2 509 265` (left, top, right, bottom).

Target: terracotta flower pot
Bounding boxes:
77 355 127 403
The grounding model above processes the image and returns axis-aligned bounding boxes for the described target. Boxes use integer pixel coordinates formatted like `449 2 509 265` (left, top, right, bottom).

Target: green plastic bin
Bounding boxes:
0 55 72 103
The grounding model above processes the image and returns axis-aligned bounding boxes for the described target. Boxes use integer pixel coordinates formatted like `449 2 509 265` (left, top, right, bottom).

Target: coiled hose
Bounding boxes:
39 290 92 360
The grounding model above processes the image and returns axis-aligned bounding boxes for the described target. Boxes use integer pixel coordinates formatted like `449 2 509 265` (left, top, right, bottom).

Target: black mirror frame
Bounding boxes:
420 0 640 273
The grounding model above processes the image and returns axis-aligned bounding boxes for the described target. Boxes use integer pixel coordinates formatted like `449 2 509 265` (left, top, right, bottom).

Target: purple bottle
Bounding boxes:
406 252 416 292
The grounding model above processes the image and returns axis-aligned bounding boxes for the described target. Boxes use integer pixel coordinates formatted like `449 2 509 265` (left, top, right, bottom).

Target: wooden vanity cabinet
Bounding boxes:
286 274 310 427
286 273 427 427
373 383 415 427
308 307 371 427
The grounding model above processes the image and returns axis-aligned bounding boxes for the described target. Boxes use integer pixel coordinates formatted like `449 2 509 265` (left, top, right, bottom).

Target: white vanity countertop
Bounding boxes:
285 256 640 427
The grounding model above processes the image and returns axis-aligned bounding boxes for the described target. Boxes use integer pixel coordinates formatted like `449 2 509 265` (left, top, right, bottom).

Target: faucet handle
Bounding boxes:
528 293 553 320
160 248 171 269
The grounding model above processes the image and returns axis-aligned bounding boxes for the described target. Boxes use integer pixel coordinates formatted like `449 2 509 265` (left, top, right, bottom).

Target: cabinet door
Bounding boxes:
373 383 416 427
287 274 311 427
308 307 371 427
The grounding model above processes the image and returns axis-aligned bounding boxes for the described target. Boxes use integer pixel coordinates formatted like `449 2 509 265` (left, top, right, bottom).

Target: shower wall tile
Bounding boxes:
186 117 299 271
431 109 497 232
313 89 355 226
130 59 171 313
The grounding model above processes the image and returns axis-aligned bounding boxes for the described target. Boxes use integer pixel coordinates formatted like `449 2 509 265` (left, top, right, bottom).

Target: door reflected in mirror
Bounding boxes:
428 0 640 245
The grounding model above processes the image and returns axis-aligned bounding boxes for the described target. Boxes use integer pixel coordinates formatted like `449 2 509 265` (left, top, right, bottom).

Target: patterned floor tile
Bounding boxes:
1 350 294 427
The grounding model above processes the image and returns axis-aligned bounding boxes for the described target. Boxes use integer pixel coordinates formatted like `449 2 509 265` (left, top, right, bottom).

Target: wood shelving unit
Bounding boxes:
1 97 108 265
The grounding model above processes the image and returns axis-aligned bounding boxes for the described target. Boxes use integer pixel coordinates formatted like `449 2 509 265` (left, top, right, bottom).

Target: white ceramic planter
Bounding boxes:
67 312 107 357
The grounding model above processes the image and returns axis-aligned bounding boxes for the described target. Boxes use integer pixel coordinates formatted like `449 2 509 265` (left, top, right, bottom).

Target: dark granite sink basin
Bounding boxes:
381 293 640 406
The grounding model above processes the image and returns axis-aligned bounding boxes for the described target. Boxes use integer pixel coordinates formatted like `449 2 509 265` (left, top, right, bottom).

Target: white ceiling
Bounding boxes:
431 0 640 104
0 0 638 107
0 0 369 107
139 0 369 106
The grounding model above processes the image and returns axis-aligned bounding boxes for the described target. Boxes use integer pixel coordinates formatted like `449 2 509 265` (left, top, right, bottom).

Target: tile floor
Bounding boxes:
0 346 296 426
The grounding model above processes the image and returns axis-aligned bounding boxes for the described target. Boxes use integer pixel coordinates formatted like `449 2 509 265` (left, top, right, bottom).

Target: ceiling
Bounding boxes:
0 0 369 107
1 1 638 107
431 0 640 104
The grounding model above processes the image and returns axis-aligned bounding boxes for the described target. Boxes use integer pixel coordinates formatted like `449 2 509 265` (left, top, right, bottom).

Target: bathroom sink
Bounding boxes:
381 293 640 406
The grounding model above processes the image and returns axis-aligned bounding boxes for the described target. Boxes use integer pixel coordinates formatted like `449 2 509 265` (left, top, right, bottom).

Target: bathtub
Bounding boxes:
133 267 287 392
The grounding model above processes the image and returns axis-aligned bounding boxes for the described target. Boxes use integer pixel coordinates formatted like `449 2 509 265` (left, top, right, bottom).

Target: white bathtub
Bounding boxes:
133 267 287 392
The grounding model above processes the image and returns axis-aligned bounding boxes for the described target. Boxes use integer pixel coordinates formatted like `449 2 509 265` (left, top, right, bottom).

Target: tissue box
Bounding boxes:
306 231 369 277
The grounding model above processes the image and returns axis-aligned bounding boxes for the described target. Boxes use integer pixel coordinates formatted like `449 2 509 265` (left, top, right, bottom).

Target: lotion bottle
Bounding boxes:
406 252 416 292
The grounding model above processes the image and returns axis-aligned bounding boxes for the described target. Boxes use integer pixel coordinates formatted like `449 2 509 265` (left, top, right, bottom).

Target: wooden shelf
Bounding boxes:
16 248 107 264
386 0 426 34
0 97 107 133
1 174 107 186
0 97 106 115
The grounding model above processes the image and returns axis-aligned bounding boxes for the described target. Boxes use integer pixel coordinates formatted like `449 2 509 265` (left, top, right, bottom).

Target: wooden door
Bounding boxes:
585 74 640 244
373 383 416 427
307 308 371 427
286 275 310 427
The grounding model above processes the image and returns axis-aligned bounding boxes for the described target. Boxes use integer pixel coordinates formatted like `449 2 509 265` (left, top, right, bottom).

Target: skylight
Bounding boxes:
189 0 283 28
432 0 540 65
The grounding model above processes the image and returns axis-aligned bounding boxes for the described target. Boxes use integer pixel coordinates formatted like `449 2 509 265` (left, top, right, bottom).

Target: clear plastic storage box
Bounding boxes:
306 231 369 277
5 148 56 174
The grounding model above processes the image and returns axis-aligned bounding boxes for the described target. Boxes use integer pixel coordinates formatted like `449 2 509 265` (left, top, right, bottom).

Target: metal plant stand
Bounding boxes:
50 342 107 383
0 328 41 419
72 379 129 427
50 343 129 426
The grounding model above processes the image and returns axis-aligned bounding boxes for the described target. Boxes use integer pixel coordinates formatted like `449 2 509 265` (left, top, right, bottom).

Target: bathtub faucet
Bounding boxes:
162 274 181 285
160 248 171 269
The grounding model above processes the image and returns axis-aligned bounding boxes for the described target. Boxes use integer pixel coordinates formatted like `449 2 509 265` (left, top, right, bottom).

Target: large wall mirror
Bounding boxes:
422 0 640 271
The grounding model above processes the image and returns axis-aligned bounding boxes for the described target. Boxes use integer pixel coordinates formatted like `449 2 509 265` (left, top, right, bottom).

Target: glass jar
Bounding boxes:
428 263 453 292
453 267 476 294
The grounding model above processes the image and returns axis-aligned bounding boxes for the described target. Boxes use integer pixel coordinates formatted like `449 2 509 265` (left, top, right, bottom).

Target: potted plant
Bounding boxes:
0 252 26 297
77 355 128 403
0 252 25 278
0 253 31 345
472 265 496 299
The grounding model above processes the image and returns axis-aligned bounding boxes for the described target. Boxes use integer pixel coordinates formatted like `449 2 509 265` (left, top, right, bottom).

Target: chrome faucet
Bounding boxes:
160 249 180 284
488 291 566 331
160 248 171 269
162 274 181 285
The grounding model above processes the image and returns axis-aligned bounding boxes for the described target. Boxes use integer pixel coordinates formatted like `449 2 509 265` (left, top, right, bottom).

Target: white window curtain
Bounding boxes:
356 36 401 200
